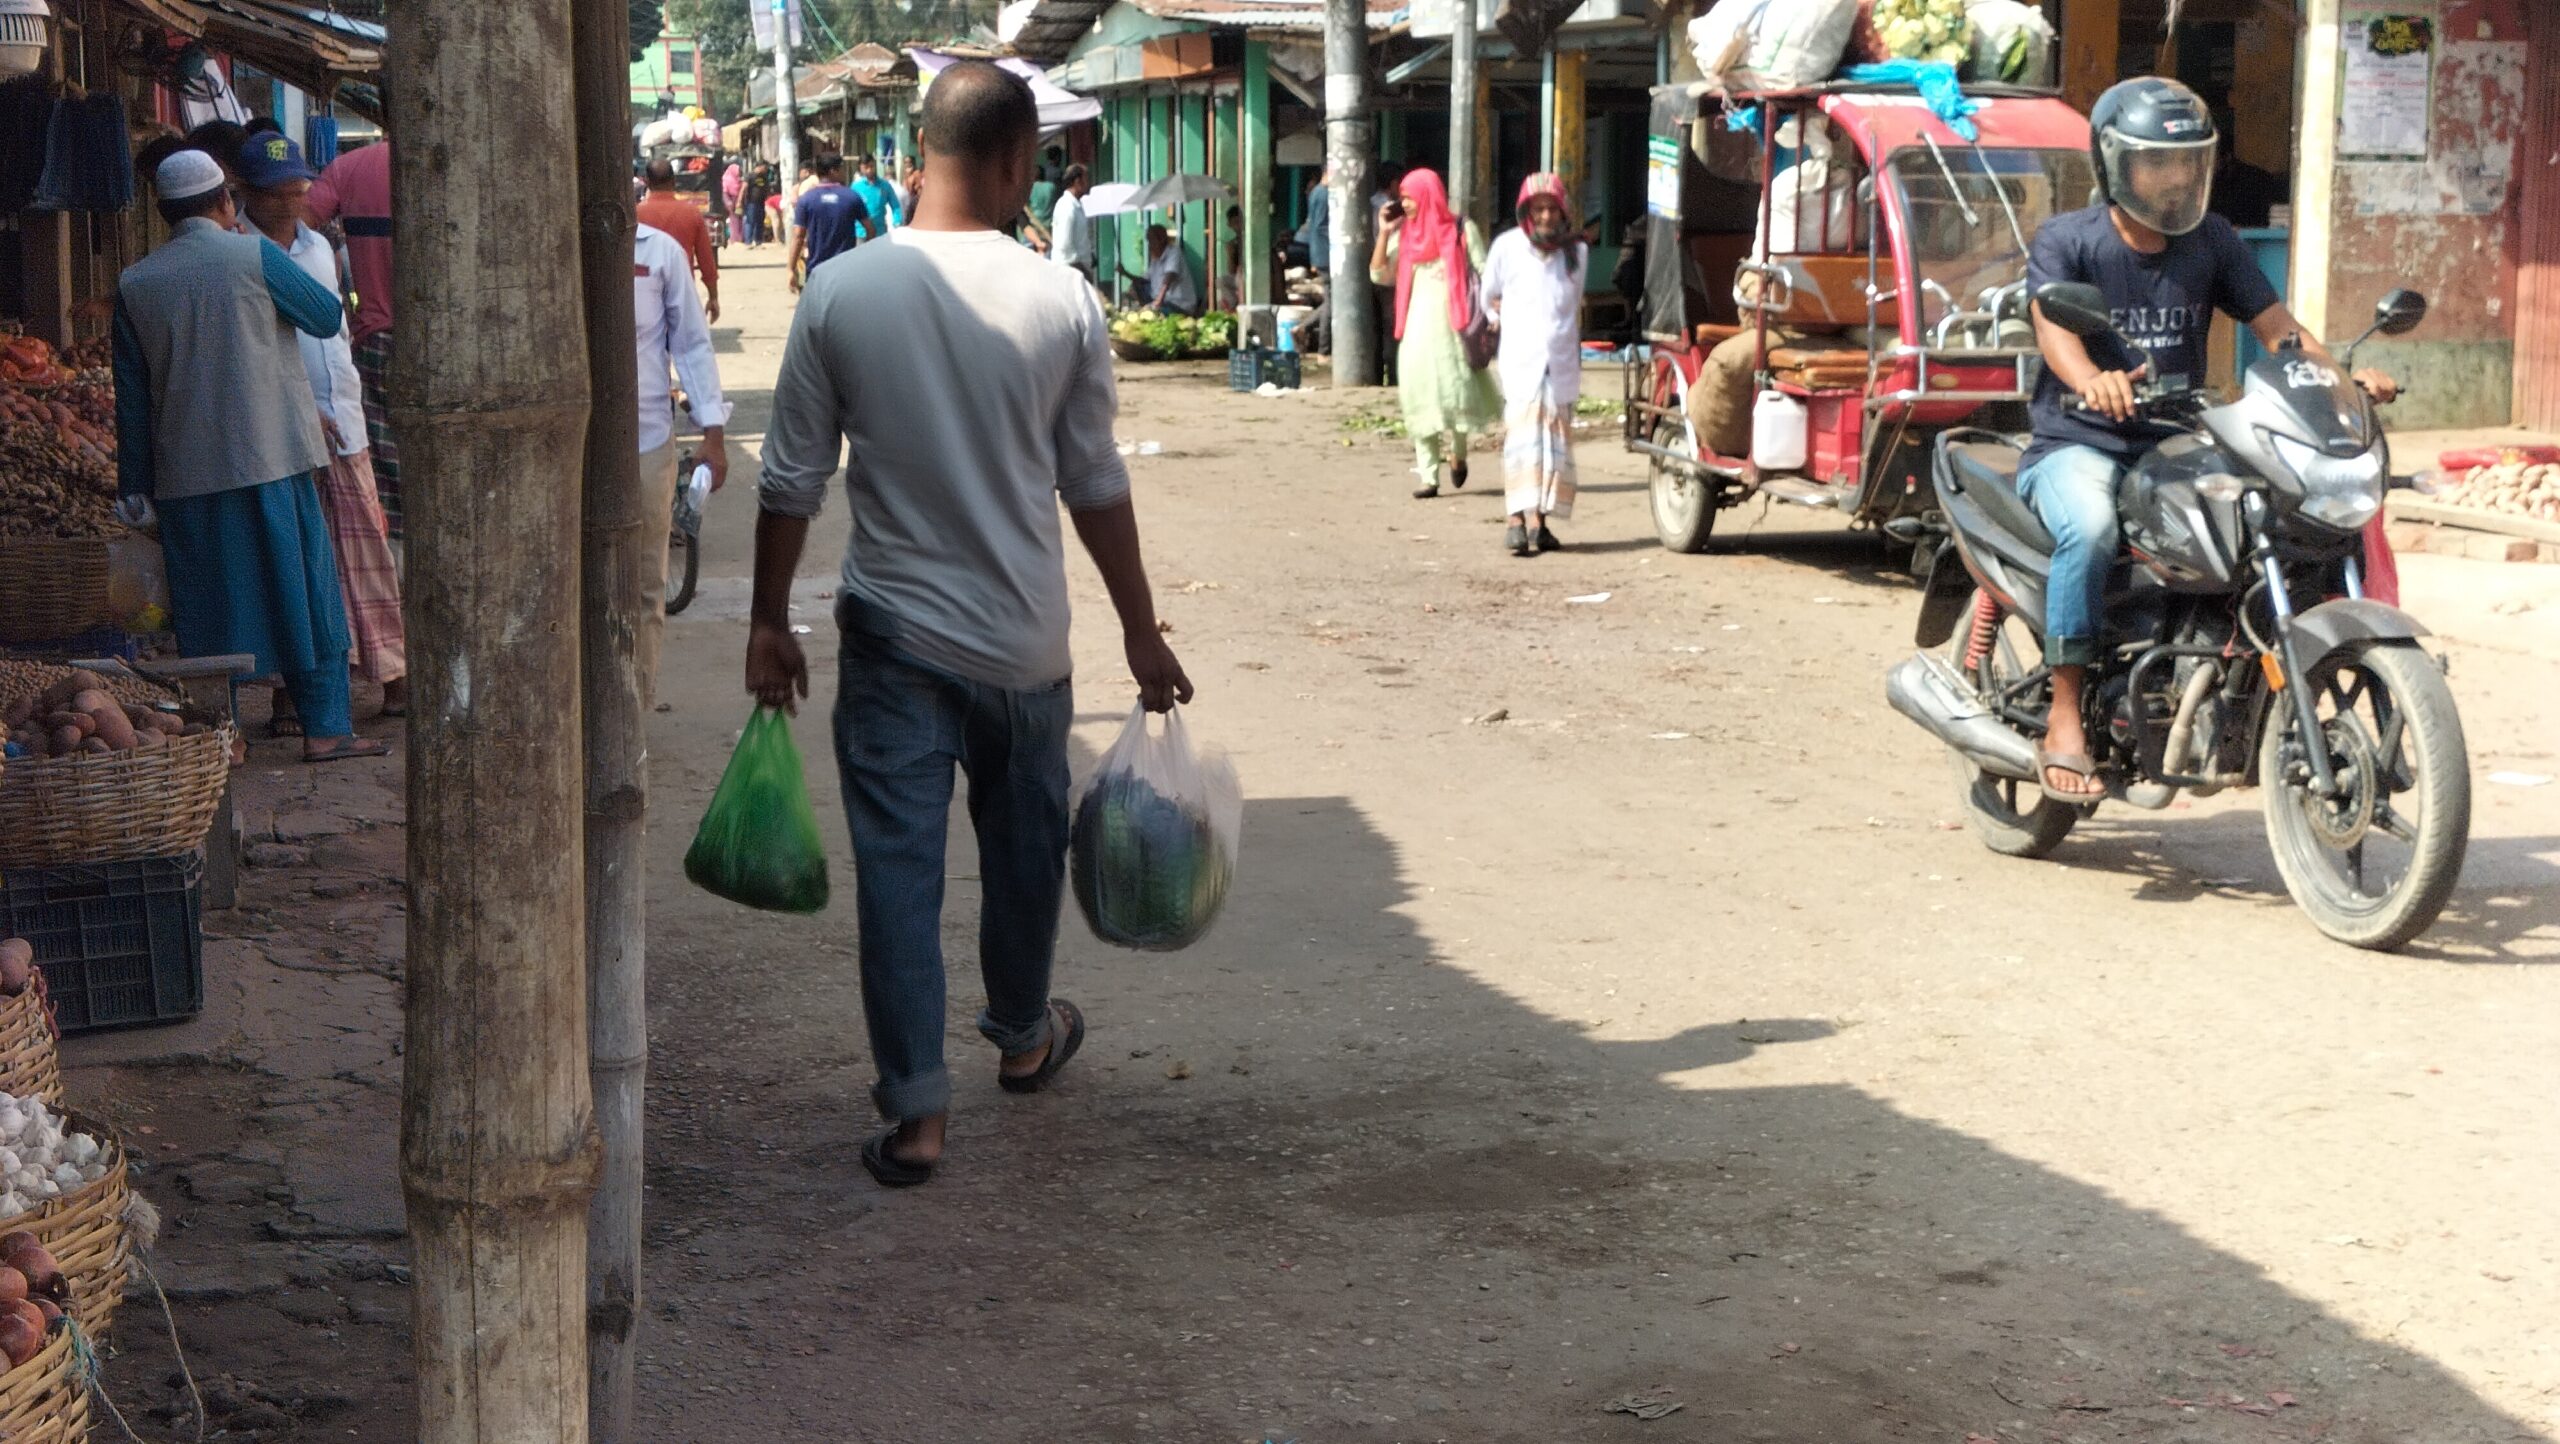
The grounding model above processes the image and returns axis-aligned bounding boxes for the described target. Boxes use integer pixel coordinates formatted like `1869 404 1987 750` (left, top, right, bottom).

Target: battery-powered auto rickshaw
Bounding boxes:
647 141 729 248
1623 79 2093 560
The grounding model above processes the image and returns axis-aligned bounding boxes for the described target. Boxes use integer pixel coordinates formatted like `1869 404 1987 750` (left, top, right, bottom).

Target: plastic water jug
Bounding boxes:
1752 389 1809 471
1277 318 1298 354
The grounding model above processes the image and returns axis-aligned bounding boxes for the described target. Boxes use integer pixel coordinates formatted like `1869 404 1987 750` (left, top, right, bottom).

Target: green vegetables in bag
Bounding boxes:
683 708 830 913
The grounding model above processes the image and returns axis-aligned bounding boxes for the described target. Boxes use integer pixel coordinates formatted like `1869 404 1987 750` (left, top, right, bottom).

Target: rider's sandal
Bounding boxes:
2036 750 2104 805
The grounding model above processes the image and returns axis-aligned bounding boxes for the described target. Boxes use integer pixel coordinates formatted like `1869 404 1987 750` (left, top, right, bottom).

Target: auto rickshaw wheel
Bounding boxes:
1648 418 1718 553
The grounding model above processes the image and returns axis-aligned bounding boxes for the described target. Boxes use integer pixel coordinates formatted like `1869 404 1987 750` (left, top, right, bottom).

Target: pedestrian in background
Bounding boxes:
1132 223 1199 315
786 154 874 294
744 162 774 246
637 157 722 323
1049 163 1094 288
1482 172 1589 556
306 138 399 538
851 153 903 233
747 61 1190 1189
114 150 384 762
1370 169 1498 500
722 159 745 245
633 220 731 698
236 133 409 720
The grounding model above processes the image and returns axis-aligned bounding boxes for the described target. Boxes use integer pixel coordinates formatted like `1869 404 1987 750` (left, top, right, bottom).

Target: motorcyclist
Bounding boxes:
2019 76 2395 802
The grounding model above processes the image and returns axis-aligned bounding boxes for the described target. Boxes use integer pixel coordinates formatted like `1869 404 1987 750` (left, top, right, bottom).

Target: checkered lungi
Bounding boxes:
314 447 407 685
353 329 401 538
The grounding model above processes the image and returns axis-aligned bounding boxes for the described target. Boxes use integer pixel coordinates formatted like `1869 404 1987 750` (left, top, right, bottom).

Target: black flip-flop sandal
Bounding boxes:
999 999 1086 1095
861 1128 935 1188
303 738 391 765
1450 459 1469 490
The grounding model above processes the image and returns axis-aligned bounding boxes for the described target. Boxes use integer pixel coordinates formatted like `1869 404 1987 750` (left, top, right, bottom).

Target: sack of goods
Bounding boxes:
1963 0 2054 84
684 708 831 914
1687 0 1862 90
1071 705 1241 952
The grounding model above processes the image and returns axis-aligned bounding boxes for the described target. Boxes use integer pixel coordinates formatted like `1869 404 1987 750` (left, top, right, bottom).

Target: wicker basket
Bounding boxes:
0 726 232 868
0 538 115 645
0 1318 92 1444
0 662 180 717
1109 336 1164 364
14 1110 131 1342
0 987 61 1108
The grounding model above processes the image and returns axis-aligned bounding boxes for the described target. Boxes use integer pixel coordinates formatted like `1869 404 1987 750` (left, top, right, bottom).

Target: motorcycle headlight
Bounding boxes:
2268 433 2385 530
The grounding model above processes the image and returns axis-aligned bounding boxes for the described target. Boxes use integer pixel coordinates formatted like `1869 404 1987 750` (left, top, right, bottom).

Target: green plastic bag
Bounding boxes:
683 707 830 913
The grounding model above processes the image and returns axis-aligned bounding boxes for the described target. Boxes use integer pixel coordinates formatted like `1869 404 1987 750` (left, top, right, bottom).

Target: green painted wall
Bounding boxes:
1243 40 1273 306
1179 91 1209 296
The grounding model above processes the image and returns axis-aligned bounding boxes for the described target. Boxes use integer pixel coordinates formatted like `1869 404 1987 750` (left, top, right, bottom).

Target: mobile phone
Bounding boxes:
1382 200 1404 221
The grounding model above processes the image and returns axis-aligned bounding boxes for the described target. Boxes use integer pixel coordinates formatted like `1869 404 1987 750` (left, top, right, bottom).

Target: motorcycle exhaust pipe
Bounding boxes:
1886 652 2041 783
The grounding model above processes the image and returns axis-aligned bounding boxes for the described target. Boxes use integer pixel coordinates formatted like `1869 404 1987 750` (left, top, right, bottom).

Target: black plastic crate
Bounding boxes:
0 854 204 1034
1227 347 1302 392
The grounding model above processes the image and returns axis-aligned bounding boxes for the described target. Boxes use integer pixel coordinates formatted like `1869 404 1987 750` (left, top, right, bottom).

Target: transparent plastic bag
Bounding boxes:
1071 704 1242 952
683 707 831 913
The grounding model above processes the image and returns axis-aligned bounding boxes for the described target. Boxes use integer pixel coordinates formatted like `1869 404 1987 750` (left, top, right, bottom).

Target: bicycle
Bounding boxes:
667 449 704 616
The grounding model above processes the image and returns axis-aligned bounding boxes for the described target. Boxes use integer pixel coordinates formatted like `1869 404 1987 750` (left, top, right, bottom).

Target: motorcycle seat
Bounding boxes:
1946 440 2054 553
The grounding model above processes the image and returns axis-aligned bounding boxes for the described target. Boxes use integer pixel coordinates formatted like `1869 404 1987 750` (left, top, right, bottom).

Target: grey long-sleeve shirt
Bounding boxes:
757 228 1132 690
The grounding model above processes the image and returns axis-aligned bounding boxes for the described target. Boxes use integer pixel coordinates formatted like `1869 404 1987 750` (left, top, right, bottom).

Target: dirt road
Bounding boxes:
76 245 2560 1442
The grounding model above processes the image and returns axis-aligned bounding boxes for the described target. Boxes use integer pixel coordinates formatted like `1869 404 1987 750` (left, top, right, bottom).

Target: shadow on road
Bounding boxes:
636 783 2547 1441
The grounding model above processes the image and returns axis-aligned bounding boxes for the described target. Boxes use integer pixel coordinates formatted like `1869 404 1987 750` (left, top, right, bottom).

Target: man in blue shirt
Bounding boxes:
850 153 903 233
787 154 875 294
2018 78 2391 801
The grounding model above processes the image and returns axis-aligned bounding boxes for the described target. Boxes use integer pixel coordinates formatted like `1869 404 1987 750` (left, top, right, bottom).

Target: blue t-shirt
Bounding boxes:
794 184 872 272
851 174 902 230
2022 207 2281 467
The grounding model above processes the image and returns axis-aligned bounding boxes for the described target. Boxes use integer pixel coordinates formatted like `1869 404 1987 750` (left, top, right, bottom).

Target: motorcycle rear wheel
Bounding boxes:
1953 593 2079 858
2260 640 2469 951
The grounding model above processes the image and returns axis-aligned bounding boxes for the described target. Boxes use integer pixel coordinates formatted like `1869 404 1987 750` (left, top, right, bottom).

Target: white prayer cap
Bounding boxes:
155 149 227 202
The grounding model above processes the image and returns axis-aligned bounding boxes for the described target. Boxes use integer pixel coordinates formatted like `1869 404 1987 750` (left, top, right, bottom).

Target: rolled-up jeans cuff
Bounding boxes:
872 1067 952 1123
2048 636 2103 668
977 1005 1052 1058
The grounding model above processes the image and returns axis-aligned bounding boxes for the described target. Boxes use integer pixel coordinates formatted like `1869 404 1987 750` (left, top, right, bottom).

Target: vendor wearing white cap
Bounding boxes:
111 148 386 763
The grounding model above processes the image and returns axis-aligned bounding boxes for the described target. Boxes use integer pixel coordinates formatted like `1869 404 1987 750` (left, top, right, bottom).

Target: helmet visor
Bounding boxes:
2100 132 2215 236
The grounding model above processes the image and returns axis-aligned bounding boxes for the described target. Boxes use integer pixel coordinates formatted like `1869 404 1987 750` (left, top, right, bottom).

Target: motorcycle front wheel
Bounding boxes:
2259 640 2469 950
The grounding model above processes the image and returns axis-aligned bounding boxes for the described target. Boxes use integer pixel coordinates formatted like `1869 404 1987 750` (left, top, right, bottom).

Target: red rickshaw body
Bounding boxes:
1625 79 2093 555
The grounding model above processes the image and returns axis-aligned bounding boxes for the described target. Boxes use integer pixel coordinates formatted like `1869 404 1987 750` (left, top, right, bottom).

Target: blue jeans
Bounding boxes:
832 598 1072 1123
2015 444 2123 669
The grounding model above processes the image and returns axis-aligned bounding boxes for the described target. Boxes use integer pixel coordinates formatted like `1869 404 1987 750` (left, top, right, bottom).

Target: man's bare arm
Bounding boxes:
1070 497 1193 713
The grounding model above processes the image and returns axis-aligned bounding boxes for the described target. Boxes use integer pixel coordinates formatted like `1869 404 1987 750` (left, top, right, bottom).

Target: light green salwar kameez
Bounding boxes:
1372 224 1501 487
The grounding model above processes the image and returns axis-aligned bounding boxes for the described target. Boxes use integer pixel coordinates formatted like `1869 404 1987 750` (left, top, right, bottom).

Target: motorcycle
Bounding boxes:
1888 282 2469 950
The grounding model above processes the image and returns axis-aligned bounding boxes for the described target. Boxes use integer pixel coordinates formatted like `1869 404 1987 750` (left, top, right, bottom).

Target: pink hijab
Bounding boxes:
1392 169 1473 341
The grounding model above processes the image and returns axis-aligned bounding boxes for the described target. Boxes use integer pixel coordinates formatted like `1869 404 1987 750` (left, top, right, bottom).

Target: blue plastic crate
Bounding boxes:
0 854 204 1034
1227 348 1302 392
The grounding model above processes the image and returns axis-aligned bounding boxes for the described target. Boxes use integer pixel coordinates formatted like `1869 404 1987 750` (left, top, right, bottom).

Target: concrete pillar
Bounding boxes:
1448 0 1480 222
1244 40 1274 306
1553 48 1586 216
2291 0 2342 338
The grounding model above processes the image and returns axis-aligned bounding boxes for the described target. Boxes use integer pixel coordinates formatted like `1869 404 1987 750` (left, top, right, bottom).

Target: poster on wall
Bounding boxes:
2337 11 2433 159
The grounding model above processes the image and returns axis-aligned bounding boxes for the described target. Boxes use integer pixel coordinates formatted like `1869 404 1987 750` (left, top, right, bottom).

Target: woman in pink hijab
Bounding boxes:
1368 168 1499 498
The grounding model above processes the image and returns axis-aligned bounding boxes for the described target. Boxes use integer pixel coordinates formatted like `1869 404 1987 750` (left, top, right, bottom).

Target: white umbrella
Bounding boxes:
1082 182 1144 216
1126 172 1234 211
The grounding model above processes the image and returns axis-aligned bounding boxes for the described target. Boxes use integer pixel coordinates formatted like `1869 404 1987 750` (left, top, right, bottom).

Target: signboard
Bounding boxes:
1646 133 1681 217
2338 10 2432 159
750 0 807 51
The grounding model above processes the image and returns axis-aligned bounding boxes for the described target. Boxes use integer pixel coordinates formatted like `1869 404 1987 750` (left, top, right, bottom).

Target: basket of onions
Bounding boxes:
0 1282 91 1444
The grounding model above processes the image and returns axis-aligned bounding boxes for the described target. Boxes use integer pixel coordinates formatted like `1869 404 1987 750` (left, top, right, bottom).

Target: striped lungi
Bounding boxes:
1501 391 1579 520
314 447 407 685
352 329 401 538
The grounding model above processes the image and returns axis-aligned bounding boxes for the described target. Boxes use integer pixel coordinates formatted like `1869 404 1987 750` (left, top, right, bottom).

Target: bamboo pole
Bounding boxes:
572 0 651 1436
391 5 600 1441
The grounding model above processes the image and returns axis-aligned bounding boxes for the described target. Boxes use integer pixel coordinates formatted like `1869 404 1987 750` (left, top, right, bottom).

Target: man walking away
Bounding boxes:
237 133 410 720
114 149 385 763
638 157 722 323
786 154 874 294
305 138 398 537
1050 163 1095 287
851 153 904 233
748 60 1192 1188
635 220 730 700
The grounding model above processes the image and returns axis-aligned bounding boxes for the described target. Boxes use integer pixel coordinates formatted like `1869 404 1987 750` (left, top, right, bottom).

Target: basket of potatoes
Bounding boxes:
0 667 232 867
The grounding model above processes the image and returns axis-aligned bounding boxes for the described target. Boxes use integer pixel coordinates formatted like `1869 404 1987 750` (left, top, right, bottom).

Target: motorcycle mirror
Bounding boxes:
2031 282 2114 339
2374 289 2428 336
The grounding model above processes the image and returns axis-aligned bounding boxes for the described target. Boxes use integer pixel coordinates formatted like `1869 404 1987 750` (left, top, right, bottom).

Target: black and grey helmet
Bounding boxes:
2089 77 2217 236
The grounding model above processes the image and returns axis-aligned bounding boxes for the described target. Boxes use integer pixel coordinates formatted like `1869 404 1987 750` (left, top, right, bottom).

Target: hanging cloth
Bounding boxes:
34 93 134 212
305 113 341 170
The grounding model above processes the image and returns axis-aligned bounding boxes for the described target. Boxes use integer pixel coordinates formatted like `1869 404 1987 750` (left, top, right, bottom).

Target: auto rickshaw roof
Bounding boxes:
1652 78 2089 153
